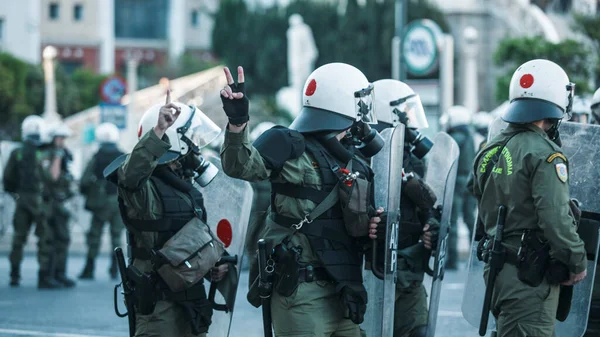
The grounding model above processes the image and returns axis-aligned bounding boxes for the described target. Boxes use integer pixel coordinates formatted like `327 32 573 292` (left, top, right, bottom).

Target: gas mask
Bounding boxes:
392 109 433 159
349 121 385 158
546 118 562 147
178 153 219 187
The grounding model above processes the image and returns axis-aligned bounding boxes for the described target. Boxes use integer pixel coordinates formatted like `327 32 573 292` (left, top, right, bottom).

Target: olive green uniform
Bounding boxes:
44 149 74 279
117 131 206 337
80 156 124 261
470 124 586 337
221 127 362 337
3 142 54 281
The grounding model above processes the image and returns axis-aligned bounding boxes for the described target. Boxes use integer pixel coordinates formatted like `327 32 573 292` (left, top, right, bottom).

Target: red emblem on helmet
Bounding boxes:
305 79 317 96
138 125 142 138
520 74 534 89
217 219 233 248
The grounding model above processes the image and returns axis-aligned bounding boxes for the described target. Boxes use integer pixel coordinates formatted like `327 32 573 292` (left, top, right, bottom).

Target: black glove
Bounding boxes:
375 212 388 242
340 285 367 324
221 81 249 125
425 217 440 250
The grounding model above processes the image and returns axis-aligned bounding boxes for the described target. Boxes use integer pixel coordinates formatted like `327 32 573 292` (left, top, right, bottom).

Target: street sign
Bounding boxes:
99 75 127 105
100 103 127 129
402 20 443 77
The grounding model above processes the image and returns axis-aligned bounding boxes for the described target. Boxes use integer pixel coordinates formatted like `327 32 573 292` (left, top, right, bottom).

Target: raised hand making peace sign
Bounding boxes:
221 66 249 127
153 89 181 139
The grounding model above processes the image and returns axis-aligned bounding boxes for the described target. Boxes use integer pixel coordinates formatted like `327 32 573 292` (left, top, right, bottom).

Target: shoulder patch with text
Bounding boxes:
547 152 567 163
555 163 568 183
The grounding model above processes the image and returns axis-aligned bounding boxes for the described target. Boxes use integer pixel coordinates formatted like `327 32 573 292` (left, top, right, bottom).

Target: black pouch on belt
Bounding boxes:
516 230 551 287
273 242 303 297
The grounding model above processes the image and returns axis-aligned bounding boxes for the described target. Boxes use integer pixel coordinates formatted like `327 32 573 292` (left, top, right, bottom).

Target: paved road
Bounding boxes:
0 254 490 337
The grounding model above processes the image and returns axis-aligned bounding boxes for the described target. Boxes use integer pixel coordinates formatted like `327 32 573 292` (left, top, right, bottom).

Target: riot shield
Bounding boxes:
0 141 20 240
361 124 405 337
423 132 459 337
462 121 600 337
198 156 253 337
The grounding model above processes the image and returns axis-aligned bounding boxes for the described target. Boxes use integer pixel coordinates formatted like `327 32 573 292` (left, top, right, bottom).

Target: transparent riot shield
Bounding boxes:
423 132 460 337
462 120 600 337
554 121 600 337
199 156 253 337
0 141 20 240
361 124 405 337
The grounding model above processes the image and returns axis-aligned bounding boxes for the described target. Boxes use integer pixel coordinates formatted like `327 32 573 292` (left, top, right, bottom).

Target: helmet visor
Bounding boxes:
354 83 377 124
187 106 222 149
565 82 576 120
391 94 428 129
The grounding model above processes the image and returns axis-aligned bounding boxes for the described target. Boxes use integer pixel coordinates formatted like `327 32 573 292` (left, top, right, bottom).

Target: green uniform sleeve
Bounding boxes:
117 130 171 220
79 157 96 195
220 126 271 181
531 156 586 274
3 149 18 191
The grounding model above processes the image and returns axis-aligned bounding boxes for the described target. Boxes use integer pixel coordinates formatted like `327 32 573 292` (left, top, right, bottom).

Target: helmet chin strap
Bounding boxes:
546 118 562 146
177 105 201 155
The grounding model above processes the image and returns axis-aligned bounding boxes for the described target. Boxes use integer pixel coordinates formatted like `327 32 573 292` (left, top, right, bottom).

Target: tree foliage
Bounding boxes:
573 13 600 86
493 37 592 102
211 0 449 96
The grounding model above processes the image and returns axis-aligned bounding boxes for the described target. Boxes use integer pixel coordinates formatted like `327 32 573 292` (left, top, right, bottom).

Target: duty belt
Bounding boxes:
298 266 332 283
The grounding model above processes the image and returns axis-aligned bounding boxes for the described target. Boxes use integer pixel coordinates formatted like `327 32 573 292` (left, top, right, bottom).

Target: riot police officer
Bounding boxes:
79 122 125 279
470 59 587 336
370 79 437 337
221 64 383 336
3 115 60 288
43 122 77 288
443 105 476 270
570 96 592 124
105 91 230 337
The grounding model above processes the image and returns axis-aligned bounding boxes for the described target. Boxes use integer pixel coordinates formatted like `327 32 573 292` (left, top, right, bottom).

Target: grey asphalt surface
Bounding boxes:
0 254 490 337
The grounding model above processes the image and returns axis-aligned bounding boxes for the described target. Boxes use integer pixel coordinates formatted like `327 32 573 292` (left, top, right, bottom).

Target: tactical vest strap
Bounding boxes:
271 183 331 204
118 197 189 233
272 213 352 246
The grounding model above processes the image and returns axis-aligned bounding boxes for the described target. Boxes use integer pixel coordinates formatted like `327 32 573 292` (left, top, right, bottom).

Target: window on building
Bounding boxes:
115 0 168 39
49 3 60 20
74 4 83 21
191 10 199 27
61 61 84 75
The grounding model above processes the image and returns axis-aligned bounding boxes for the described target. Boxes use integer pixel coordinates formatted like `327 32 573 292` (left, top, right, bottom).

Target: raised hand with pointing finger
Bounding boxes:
153 89 181 139
220 66 249 126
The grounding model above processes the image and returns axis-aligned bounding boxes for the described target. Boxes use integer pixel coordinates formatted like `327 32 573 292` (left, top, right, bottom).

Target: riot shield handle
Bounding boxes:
371 240 385 280
208 255 238 312
479 205 507 336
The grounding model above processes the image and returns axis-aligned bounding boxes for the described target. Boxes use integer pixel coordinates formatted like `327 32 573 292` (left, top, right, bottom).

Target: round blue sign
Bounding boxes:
100 76 127 104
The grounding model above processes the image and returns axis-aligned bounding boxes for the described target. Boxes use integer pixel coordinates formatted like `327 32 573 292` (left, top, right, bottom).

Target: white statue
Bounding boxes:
287 14 318 90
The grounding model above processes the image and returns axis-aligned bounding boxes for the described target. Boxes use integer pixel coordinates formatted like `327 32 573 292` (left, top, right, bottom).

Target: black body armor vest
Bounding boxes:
119 170 207 253
398 150 427 249
18 142 43 193
270 137 372 288
94 144 124 195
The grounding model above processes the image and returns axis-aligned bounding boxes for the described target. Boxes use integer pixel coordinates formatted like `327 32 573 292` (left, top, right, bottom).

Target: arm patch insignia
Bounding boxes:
547 152 567 163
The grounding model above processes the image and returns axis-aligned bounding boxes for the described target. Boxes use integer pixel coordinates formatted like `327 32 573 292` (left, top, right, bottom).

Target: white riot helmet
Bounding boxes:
137 102 222 164
503 59 575 124
95 123 120 143
472 111 494 134
289 63 376 133
250 122 277 143
21 115 45 140
372 79 428 129
591 87 600 124
569 96 591 124
445 105 473 128
49 123 73 138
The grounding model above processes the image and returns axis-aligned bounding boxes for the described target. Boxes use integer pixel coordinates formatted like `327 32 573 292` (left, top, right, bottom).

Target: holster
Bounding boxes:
272 242 303 297
127 265 159 315
516 231 550 287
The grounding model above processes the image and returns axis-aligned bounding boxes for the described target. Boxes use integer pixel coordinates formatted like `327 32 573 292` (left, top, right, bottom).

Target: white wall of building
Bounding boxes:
98 0 115 74
0 0 41 64
185 0 218 50
40 0 102 46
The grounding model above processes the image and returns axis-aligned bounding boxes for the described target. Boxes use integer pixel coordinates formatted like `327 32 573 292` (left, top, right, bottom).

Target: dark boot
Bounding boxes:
38 270 62 289
79 258 95 280
409 326 427 337
55 270 76 288
109 256 118 280
9 264 20 287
